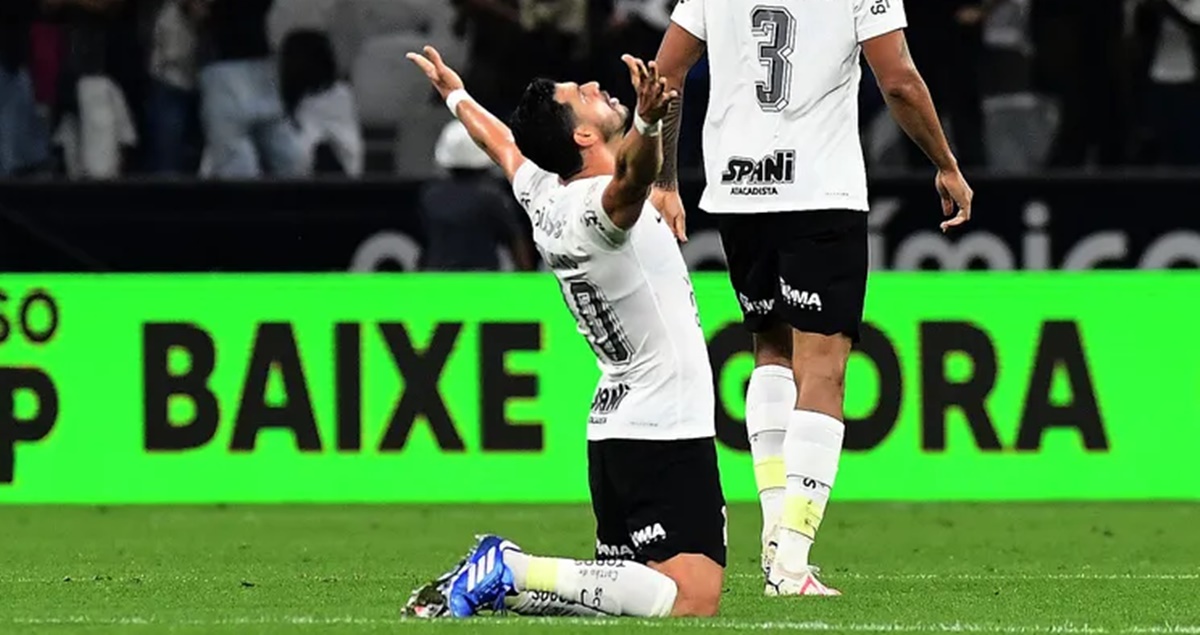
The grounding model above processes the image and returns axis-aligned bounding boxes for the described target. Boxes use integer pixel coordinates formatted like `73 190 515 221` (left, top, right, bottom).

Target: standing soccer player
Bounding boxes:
652 0 974 595
402 46 725 619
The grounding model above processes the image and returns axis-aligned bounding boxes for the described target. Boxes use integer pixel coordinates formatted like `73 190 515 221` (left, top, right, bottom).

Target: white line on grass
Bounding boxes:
9 617 1200 633
727 573 1200 582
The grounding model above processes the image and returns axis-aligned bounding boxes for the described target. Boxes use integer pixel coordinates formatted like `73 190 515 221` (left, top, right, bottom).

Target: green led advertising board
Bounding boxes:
0 273 1197 503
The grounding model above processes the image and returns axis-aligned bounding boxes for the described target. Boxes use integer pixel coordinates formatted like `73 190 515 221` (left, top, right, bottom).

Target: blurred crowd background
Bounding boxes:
2 0 1199 184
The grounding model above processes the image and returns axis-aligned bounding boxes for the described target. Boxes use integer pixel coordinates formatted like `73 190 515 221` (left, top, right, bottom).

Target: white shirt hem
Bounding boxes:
857 23 905 43
699 195 870 214
587 429 717 442
670 17 707 41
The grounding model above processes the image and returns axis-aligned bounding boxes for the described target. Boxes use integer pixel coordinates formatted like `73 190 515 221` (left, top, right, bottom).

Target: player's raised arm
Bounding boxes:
406 46 527 181
862 31 973 232
600 55 679 230
650 22 706 243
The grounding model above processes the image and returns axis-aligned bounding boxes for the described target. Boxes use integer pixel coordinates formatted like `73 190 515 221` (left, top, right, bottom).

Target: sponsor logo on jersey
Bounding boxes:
596 541 637 559
532 208 566 239
870 0 892 16
543 251 580 271
721 150 795 197
591 383 630 415
737 293 775 316
630 522 667 548
780 279 823 310
582 209 601 229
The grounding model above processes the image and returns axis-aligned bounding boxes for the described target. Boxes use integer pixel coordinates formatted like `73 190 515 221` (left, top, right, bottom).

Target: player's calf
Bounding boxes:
766 331 852 595
650 553 723 616
404 535 705 619
792 332 851 421
748 323 796 577
507 551 679 617
504 551 723 618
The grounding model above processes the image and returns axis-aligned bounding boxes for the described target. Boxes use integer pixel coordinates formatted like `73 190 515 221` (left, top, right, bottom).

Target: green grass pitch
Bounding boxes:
2 503 1198 634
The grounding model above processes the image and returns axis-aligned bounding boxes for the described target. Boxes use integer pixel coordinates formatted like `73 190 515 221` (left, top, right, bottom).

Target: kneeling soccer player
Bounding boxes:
400 46 725 618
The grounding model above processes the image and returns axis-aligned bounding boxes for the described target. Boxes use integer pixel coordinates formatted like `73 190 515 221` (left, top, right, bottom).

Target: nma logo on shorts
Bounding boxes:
737 293 775 316
780 279 823 311
630 523 667 548
596 541 636 559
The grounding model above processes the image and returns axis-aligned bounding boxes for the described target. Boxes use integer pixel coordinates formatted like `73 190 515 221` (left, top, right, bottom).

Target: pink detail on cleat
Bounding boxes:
765 566 842 597
798 574 841 596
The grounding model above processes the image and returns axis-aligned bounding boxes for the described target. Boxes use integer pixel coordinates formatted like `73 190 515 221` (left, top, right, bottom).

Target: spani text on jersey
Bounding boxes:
720 150 795 197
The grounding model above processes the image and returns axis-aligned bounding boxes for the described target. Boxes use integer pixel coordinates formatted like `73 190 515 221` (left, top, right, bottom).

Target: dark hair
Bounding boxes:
279 29 338 119
509 78 583 179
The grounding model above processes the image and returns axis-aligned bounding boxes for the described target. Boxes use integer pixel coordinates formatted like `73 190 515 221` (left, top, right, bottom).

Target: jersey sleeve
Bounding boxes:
511 160 557 212
569 178 631 251
670 0 706 41
854 0 907 43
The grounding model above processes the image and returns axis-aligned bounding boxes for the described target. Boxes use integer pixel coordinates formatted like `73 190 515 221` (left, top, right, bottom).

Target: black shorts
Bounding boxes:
718 210 868 341
588 437 727 568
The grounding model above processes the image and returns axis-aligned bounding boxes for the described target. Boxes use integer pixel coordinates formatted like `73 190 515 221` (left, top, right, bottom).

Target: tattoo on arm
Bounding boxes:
654 97 684 190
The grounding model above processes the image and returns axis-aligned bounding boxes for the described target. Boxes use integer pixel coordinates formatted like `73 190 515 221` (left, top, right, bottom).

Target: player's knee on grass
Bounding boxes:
651 554 724 617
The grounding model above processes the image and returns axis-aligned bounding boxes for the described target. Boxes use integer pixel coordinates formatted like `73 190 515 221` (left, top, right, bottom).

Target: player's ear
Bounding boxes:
574 125 600 149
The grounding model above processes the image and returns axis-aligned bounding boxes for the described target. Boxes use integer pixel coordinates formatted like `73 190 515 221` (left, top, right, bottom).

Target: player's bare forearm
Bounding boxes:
408 46 526 181
454 100 525 181
881 79 957 171
654 24 705 189
603 55 678 230
864 32 958 172
655 97 683 190
608 130 663 225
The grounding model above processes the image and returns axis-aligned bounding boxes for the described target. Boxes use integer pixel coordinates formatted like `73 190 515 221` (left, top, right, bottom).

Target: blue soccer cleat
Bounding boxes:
403 535 520 619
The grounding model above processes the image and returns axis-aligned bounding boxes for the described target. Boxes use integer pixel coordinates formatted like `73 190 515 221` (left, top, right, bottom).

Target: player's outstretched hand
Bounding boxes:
936 168 973 233
406 46 464 101
621 54 678 126
650 188 688 243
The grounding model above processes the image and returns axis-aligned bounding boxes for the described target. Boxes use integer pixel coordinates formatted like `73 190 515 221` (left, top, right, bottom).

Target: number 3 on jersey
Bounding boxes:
566 278 633 365
751 5 797 112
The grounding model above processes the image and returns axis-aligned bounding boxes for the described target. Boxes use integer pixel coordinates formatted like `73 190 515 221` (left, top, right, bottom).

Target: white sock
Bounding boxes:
745 365 794 544
506 551 677 617
505 590 608 617
774 409 844 575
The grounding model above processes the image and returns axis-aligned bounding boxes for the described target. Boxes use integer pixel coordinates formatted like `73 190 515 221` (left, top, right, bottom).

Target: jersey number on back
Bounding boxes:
566 279 633 365
751 6 797 112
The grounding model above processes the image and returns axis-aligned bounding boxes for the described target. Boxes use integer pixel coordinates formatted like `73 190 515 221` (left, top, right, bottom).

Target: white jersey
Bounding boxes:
671 0 907 214
512 161 715 442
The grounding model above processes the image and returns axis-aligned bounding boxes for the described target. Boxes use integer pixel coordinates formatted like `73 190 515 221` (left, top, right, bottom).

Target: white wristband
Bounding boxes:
633 112 661 137
446 89 472 117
